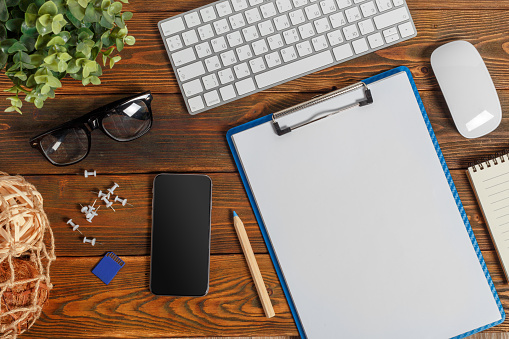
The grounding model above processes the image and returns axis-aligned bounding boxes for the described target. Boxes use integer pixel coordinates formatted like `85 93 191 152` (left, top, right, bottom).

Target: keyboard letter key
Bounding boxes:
176 61 205 81
172 47 196 67
161 17 185 36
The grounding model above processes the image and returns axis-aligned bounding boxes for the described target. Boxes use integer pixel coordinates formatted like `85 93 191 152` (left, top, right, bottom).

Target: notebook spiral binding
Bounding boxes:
272 82 373 136
469 151 509 172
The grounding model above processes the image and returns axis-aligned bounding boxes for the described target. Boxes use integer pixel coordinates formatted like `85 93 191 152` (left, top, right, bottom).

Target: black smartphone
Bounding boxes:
150 174 212 296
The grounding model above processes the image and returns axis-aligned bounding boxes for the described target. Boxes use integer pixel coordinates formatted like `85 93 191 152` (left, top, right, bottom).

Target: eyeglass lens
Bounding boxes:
102 99 151 141
39 127 89 165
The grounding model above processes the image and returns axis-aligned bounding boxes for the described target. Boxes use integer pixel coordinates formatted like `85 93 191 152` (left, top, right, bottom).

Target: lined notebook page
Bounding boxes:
231 71 502 338
468 156 509 279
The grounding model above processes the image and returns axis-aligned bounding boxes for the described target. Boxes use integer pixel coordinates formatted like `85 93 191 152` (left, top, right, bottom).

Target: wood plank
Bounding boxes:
5 167 507 261
2 10 509 95
0 90 509 175
121 0 509 12
25 255 298 338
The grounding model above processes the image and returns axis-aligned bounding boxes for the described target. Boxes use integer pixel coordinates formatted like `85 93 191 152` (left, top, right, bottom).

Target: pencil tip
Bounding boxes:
233 211 238 217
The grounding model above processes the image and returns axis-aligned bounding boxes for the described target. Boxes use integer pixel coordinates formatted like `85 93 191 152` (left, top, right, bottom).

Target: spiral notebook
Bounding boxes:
468 154 509 281
227 67 504 339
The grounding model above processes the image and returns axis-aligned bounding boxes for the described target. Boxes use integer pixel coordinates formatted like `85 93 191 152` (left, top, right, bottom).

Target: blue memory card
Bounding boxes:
92 252 125 285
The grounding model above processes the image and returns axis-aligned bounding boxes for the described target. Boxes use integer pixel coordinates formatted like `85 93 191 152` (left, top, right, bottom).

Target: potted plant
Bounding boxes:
0 0 135 113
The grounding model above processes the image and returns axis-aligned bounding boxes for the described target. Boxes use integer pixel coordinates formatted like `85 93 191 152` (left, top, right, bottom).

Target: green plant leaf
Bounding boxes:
84 2 100 22
66 59 80 73
36 18 52 35
6 0 21 6
58 51 71 61
34 75 47 83
14 70 27 81
100 0 110 10
82 76 90 85
8 41 28 53
0 51 7 69
0 38 16 53
66 0 85 21
38 1 58 16
0 0 8 22
109 55 120 68
47 35 65 46
24 3 37 26
13 50 30 63
51 13 66 34
116 37 123 51
34 97 43 108
43 53 56 63
6 18 23 32
0 23 6 40
34 34 51 49
122 11 132 21
90 75 100 85
47 75 61 87
77 0 89 8
57 59 67 72
124 35 134 45
107 1 121 15
114 16 124 29
77 26 93 40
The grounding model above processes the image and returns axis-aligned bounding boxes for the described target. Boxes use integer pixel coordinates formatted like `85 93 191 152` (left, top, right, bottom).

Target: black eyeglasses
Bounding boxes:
30 91 153 166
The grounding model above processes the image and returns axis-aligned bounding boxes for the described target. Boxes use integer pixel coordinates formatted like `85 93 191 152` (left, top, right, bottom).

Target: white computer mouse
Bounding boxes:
431 40 501 138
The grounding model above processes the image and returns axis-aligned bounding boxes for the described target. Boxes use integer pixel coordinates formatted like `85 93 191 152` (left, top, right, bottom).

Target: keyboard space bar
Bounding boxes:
255 50 334 89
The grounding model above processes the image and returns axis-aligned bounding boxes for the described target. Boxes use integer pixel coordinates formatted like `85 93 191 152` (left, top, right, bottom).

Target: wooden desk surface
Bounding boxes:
1 0 509 338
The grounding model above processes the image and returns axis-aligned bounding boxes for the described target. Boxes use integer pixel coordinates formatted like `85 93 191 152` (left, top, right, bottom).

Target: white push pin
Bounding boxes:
93 190 110 199
85 208 100 222
83 237 97 246
107 182 119 195
101 196 115 211
114 196 132 206
84 170 97 178
66 219 82 234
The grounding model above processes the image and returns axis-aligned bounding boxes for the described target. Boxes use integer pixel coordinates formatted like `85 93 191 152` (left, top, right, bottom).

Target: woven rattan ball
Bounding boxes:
0 173 45 256
0 258 50 334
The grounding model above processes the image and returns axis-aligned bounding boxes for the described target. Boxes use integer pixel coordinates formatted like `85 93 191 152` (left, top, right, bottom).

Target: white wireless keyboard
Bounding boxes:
159 0 417 115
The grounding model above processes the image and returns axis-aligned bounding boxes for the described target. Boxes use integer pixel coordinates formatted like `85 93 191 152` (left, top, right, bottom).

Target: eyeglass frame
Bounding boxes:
29 91 153 166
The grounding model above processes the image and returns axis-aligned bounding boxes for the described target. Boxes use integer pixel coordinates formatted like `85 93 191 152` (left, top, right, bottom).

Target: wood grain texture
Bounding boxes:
1 10 509 96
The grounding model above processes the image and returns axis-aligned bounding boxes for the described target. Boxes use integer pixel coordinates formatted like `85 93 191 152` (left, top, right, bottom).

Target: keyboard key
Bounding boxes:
398 21 415 38
305 4 321 20
202 73 219 90
289 9 306 25
373 6 409 29
258 20 275 36
249 57 267 73
195 41 212 58
255 50 333 88
229 13 246 29
182 30 199 46
232 0 248 11
327 29 344 45
166 35 183 51
220 85 236 100
265 51 283 67
283 28 300 44
252 39 269 55
343 24 359 40
214 19 230 35
320 0 337 14
352 37 368 53
216 1 233 16
205 55 222 72
336 0 352 9
293 0 308 7
218 68 235 84
234 62 251 78
314 17 331 33
358 19 375 35
299 23 315 39
172 47 196 67
345 6 361 22
296 40 313 56
276 0 293 12
221 50 238 66
393 0 404 5
375 0 392 11
236 78 257 95
161 17 185 36
177 61 205 81
204 90 221 106
227 31 244 47
182 78 204 97
329 12 346 28
200 6 217 22
274 15 291 30
184 12 201 28
250 0 264 5
332 43 353 60
268 33 285 49
360 1 377 16
188 96 205 112
236 45 254 60
383 27 399 43
198 24 214 40
367 32 383 48
242 26 260 41
312 35 329 51
281 46 298 62
245 8 262 24
260 3 277 18
211 36 228 52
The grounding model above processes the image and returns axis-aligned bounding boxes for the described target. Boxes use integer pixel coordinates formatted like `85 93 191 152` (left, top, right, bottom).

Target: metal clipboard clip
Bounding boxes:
272 82 373 136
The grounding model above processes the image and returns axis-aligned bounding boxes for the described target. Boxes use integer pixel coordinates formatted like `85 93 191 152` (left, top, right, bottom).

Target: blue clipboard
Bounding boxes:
226 66 505 338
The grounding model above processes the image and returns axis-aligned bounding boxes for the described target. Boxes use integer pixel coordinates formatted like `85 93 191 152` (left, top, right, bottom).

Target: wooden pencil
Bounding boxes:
233 211 275 318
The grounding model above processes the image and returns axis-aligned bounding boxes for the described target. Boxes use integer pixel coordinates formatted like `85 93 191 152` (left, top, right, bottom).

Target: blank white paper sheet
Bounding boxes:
230 71 503 338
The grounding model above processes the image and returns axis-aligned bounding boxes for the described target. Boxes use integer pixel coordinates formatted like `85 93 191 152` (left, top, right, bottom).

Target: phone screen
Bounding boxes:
150 174 212 296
